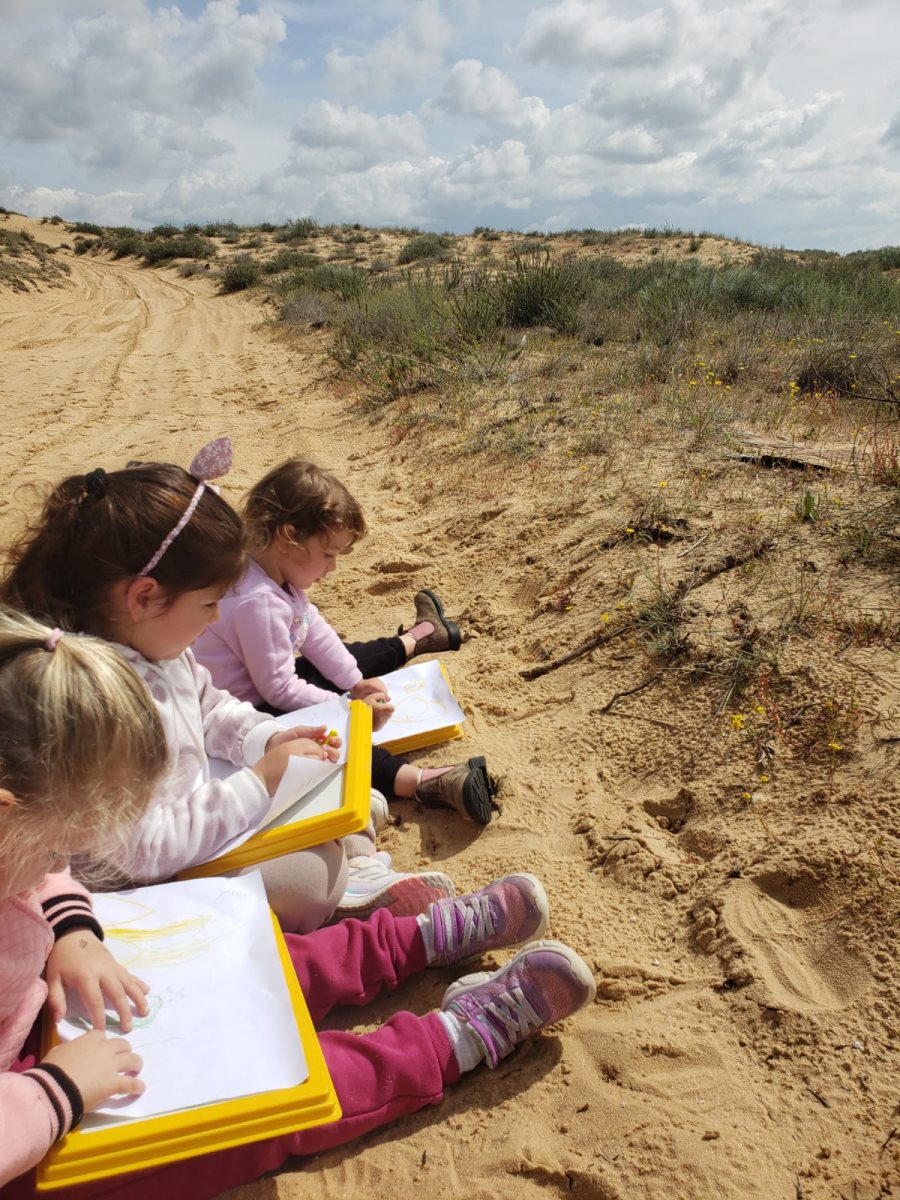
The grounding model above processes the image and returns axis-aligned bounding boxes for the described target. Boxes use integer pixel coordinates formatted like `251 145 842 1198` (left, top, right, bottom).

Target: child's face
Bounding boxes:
279 528 353 592
130 584 225 662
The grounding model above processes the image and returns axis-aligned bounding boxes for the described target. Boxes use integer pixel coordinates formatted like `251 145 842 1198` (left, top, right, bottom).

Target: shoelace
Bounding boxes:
458 983 543 1053
437 893 495 955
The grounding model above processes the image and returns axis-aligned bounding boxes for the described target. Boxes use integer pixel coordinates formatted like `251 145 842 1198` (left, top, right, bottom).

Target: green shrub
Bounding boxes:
68 222 103 236
636 261 713 342
494 250 590 334
262 249 320 275
150 224 180 239
142 234 215 264
202 220 240 238
111 235 146 259
73 239 97 255
397 233 454 264
220 254 261 292
275 217 319 243
304 265 367 300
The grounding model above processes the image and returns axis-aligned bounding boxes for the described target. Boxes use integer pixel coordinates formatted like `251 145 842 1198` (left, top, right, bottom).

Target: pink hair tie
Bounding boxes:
45 628 64 652
139 437 233 577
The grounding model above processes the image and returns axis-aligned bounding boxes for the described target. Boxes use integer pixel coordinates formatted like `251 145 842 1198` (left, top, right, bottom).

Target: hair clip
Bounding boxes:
138 437 233 577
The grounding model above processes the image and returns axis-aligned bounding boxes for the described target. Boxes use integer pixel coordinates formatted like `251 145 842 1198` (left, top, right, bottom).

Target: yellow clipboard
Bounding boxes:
36 911 341 1191
376 663 464 755
177 700 372 881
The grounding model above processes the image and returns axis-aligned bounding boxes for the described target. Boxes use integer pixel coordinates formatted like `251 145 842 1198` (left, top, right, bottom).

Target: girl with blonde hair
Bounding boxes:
0 605 168 1188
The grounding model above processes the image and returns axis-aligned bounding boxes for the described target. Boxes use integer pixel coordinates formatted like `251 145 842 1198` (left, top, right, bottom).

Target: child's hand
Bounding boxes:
253 738 339 796
267 725 342 752
361 693 394 732
43 1031 144 1110
350 678 390 702
46 931 150 1033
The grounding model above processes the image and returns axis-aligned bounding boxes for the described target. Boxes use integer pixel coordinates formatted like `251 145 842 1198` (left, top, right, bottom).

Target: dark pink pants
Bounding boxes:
3 911 459 1200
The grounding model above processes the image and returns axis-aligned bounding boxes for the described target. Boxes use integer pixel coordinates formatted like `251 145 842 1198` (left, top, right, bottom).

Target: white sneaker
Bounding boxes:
336 856 456 919
370 788 391 832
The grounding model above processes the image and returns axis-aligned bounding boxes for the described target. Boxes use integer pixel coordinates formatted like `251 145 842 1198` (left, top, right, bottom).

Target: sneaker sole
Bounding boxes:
462 756 495 825
441 938 597 1009
336 871 456 919
419 588 461 652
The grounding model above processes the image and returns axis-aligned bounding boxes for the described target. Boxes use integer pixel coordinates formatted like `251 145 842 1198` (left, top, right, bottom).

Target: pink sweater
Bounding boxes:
193 559 363 713
0 872 101 1186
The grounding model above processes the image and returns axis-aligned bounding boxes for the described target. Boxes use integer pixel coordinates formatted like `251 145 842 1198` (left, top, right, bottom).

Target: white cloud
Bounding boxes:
287 102 427 173
0 182 145 226
427 60 551 131
0 0 285 178
1 0 899 251
701 93 842 169
520 0 672 67
325 0 452 99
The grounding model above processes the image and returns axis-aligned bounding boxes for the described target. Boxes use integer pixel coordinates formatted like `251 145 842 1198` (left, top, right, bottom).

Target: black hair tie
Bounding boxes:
84 467 108 498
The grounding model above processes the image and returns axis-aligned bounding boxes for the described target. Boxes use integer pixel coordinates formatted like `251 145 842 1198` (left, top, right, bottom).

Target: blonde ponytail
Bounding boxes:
0 606 167 895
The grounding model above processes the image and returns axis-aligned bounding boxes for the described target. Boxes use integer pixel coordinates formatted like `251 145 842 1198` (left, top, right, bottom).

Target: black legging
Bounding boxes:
259 636 410 795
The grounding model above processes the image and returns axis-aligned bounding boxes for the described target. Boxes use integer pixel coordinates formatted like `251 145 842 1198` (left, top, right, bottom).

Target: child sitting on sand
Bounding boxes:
193 458 497 825
0 607 598 1200
0 606 167 1189
0 441 456 931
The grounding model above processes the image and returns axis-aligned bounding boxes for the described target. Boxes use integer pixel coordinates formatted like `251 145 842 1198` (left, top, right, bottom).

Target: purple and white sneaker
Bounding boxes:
441 940 596 1068
422 873 549 966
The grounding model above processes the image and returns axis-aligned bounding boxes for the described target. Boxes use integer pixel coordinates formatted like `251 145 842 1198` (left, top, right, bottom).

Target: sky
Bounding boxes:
1 0 899 252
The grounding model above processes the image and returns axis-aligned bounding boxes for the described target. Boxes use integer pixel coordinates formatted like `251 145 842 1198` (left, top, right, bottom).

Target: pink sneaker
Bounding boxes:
335 856 455 920
441 940 596 1068
423 873 549 966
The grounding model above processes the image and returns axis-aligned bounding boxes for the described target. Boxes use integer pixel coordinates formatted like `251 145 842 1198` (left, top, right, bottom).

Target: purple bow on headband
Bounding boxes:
139 436 233 576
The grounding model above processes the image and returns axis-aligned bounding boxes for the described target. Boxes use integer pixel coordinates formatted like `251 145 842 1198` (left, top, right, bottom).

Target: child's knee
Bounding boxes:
259 841 348 933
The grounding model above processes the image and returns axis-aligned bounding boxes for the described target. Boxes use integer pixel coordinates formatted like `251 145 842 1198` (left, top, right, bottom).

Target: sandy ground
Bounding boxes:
1 218 898 1200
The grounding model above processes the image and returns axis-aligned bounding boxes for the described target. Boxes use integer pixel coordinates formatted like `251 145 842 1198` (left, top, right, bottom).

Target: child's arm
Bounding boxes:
0 1035 144 1186
0 874 145 1187
225 593 357 711
38 872 149 1032
298 602 364 693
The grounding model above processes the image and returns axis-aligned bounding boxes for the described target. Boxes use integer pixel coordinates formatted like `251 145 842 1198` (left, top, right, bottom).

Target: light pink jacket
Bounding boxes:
193 559 362 713
0 872 101 1186
106 645 284 882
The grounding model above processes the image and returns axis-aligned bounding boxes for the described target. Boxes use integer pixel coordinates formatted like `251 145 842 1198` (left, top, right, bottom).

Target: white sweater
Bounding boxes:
107 646 283 881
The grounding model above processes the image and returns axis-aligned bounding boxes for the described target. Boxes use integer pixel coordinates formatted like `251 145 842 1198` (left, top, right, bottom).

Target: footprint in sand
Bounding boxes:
721 873 871 1012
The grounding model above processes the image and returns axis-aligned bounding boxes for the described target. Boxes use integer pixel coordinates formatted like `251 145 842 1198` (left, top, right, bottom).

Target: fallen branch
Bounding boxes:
522 539 775 680
594 672 663 714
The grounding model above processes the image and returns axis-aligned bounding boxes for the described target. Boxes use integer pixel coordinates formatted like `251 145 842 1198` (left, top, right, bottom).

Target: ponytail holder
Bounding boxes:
138 437 233 577
45 629 64 652
84 467 107 498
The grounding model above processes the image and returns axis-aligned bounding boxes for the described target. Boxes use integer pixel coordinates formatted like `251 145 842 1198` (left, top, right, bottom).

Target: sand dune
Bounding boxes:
1 219 897 1200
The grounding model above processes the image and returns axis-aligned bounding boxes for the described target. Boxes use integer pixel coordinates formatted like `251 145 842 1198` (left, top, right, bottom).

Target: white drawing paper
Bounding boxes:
370 660 465 744
58 873 307 1128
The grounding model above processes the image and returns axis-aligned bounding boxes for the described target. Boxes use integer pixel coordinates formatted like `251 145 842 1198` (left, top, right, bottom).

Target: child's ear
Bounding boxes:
123 576 167 621
274 524 297 553
0 788 17 810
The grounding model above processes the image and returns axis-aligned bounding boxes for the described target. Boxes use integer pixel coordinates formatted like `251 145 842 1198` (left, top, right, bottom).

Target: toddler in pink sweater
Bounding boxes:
194 458 497 825
0 606 168 1188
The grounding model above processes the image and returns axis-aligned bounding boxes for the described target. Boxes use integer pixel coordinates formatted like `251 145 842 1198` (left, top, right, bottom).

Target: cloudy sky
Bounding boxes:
2 0 899 251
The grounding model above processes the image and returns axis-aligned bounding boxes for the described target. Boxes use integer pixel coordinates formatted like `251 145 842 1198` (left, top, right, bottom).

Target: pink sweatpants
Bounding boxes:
4 911 460 1200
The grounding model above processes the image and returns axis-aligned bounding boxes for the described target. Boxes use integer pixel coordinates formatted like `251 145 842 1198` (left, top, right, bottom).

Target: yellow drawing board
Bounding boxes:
178 699 372 880
375 663 464 755
36 910 340 1191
